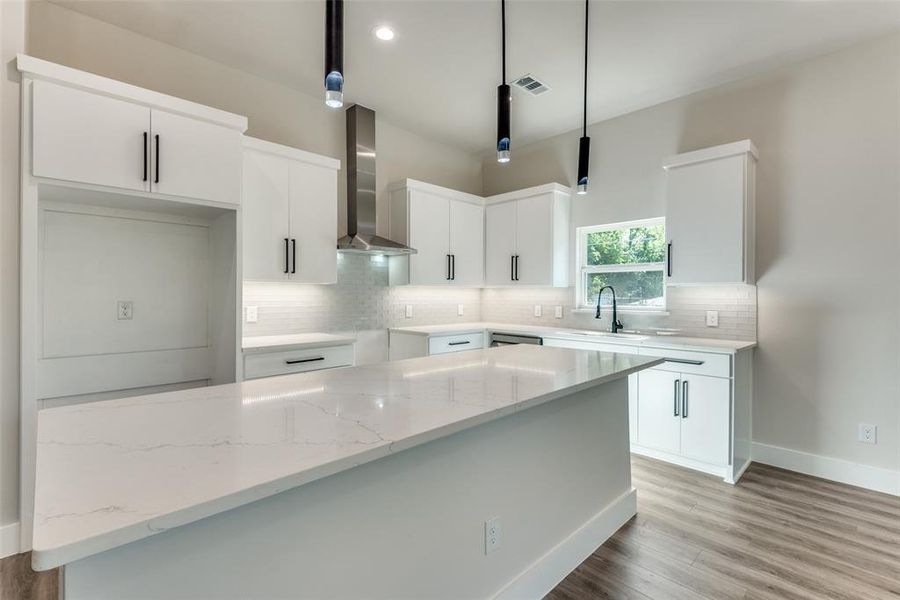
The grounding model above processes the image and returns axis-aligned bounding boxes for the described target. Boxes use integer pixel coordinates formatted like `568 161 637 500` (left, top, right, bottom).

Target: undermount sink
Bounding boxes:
559 331 648 341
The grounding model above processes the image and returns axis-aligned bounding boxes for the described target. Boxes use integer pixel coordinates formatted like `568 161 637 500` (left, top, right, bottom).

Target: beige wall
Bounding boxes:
484 33 900 474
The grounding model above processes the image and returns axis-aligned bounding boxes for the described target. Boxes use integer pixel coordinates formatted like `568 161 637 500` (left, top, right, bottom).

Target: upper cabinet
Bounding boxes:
663 140 757 285
23 55 247 206
484 184 571 287
242 137 340 284
388 180 484 286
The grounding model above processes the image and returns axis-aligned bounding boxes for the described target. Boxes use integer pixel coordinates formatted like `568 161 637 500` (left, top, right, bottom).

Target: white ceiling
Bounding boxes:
54 0 900 154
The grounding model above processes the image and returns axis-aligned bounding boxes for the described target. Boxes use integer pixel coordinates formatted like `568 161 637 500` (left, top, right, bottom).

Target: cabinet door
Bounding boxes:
151 109 242 205
484 201 517 285
408 190 451 285
678 375 730 465
636 369 681 454
32 80 151 192
288 161 338 283
666 155 745 284
448 200 484 286
242 150 291 281
514 194 554 285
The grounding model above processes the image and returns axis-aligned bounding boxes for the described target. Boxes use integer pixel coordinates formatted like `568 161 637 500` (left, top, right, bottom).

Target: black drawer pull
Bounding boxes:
664 358 705 366
448 341 471 346
154 134 160 183
667 241 672 277
285 357 326 365
142 132 148 182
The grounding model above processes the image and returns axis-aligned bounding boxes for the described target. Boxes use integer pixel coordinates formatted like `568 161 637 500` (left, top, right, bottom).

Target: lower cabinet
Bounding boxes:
243 344 354 380
389 330 487 361
636 369 729 466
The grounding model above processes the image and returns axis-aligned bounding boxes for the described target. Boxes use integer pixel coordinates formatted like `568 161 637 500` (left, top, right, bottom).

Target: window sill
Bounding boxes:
572 308 671 316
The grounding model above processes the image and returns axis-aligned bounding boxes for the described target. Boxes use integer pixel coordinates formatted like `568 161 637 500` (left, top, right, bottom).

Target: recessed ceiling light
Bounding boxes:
374 26 395 41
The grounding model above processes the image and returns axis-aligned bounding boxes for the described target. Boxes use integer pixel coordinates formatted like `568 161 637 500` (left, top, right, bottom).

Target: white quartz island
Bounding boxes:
33 345 662 599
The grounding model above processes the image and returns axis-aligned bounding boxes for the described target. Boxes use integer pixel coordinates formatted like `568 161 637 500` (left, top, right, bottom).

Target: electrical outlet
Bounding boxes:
533 305 542 318
117 300 133 321
405 304 413 318
859 423 877 444
458 304 465 316
484 518 501 554
245 306 258 323
706 310 719 327
554 305 563 319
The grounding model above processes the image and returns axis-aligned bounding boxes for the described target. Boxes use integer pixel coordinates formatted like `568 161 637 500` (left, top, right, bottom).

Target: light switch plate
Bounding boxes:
554 306 563 319
457 304 464 316
533 305 542 318
405 305 413 318
245 306 258 323
706 310 719 327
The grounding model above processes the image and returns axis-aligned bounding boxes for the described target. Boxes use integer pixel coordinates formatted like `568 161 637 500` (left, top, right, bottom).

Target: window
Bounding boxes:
576 218 666 311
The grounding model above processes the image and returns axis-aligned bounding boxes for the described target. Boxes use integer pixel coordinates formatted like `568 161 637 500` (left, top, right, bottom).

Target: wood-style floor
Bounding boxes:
2 456 898 599
548 455 900 600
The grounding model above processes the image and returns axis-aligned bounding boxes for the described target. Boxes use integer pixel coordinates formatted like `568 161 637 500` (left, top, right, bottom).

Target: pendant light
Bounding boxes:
576 0 590 194
497 0 511 163
324 0 344 108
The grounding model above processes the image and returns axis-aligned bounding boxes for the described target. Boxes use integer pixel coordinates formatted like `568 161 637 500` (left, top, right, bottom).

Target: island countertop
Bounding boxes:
31 345 662 570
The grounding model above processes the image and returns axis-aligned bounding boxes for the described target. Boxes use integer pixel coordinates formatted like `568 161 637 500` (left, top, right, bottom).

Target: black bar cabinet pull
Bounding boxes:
673 379 680 416
284 238 290 274
285 357 326 365
514 255 520 281
142 132 148 182
682 380 689 418
664 358 705 366
667 241 673 277
450 254 456 280
154 134 160 183
511 255 515 281
448 341 470 346
447 255 452 280
291 239 296 274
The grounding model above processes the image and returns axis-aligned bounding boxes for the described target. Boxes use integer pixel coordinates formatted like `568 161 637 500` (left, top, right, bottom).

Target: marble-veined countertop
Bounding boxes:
32 345 661 570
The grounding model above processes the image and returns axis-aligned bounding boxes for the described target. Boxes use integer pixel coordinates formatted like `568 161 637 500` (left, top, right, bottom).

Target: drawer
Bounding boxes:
639 346 731 378
243 344 354 380
543 337 639 354
428 333 485 355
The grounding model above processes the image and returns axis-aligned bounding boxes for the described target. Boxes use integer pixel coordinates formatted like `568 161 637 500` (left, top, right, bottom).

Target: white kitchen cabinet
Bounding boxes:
31 78 244 205
484 183 570 286
243 137 340 283
388 180 484 286
636 369 682 454
678 374 730 465
32 80 151 192
663 140 757 285
150 110 242 205
388 329 487 360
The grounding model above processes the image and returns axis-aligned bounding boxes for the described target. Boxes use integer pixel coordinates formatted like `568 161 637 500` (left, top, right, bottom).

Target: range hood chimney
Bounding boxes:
337 105 416 255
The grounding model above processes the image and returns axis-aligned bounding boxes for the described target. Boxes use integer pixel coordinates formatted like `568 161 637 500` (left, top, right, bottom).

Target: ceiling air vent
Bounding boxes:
512 74 551 96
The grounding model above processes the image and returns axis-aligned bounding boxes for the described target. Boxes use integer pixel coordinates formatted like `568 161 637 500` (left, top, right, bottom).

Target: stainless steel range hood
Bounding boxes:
337 105 416 255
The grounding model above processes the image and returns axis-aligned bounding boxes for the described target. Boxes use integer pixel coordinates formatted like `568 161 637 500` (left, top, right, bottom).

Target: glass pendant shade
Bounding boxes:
325 0 344 108
497 84 511 163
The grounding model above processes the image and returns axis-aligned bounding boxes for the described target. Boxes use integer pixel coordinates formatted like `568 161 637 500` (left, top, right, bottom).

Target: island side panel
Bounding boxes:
63 378 634 600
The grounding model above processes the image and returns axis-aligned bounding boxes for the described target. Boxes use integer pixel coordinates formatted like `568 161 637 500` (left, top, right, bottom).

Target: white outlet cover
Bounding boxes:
554 305 563 319
533 305 542 317
484 518 501 554
457 304 464 316
245 306 258 323
858 423 877 444
405 305 413 318
117 300 133 321
706 310 719 327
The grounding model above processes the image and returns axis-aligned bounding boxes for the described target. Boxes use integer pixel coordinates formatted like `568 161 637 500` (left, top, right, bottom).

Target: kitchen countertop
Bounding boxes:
242 333 356 353
389 322 756 353
31 344 661 571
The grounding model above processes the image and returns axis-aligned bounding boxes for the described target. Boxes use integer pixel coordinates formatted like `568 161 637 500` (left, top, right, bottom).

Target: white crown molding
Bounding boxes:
243 136 340 171
663 139 758 170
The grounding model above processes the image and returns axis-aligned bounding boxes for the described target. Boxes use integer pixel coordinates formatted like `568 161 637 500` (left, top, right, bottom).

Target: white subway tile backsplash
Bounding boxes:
244 255 756 343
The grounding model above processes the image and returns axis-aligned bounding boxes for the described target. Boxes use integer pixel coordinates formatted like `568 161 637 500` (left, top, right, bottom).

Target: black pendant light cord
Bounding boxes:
501 0 507 83
582 0 588 136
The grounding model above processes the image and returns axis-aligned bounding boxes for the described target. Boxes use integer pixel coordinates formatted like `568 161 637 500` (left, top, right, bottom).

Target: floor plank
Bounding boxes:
0 552 57 600
546 456 900 600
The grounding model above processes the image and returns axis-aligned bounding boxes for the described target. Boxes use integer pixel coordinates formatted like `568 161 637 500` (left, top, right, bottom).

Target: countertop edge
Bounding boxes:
30 354 663 571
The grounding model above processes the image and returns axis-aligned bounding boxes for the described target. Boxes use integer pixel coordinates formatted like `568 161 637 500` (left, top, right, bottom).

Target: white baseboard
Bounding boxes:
1 521 21 559
752 442 900 497
493 488 637 600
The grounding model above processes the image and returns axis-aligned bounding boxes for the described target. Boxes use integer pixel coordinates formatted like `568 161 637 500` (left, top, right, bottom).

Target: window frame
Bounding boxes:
575 217 667 312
